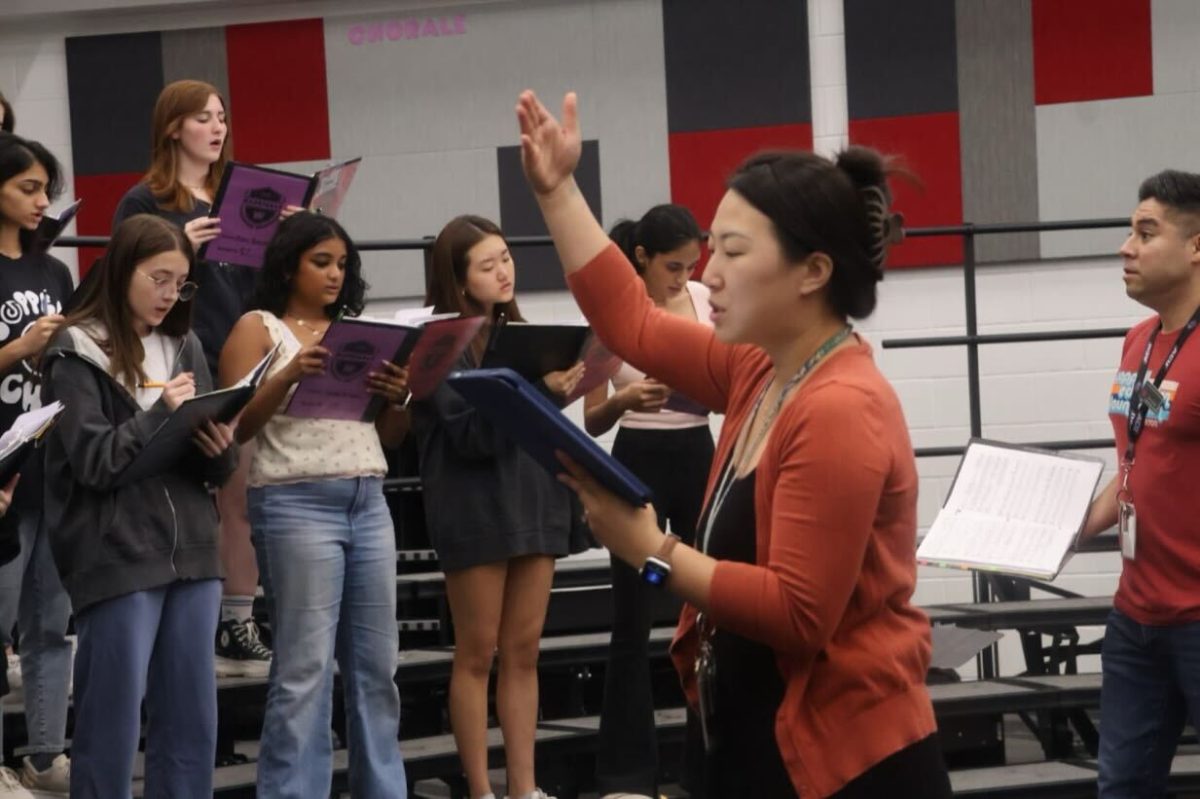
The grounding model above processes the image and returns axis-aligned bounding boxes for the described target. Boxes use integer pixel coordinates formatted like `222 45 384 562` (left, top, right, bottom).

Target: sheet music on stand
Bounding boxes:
916 439 1105 581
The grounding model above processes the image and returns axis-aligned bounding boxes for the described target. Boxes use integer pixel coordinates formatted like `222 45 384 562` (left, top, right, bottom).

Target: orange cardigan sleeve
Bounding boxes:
566 242 740 414
706 379 892 657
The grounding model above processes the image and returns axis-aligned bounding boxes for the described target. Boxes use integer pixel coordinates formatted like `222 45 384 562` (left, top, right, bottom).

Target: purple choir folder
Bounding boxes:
197 157 362 268
286 315 484 421
198 162 314 268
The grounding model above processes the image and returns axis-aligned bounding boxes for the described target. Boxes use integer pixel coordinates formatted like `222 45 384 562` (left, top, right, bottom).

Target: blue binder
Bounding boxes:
446 368 653 507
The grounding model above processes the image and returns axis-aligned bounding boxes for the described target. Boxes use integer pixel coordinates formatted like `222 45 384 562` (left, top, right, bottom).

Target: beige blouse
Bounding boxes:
246 310 388 487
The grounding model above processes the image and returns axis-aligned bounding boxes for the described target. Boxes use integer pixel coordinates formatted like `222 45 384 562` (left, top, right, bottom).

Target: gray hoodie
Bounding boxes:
40 325 236 613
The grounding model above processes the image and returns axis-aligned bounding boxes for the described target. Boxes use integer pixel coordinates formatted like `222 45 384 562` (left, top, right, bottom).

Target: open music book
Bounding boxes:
0 402 66 485
916 439 1105 580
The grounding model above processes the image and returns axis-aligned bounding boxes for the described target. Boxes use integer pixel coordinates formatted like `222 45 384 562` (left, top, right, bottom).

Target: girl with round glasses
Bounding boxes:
41 213 238 795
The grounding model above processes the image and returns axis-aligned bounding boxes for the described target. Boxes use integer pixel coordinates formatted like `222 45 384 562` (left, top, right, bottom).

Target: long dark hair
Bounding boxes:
251 212 367 319
426 214 525 321
727 147 899 320
63 214 194 390
0 132 64 253
608 203 702 274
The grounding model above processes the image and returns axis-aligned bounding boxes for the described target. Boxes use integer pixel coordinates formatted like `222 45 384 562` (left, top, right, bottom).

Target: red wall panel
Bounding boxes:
1033 0 1152 105
225 18 331 164
849 112 963 268
668 123 813 275
73 172 144 277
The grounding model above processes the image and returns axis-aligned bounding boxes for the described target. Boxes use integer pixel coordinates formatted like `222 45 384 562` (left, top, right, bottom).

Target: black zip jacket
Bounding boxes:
40 327 236 613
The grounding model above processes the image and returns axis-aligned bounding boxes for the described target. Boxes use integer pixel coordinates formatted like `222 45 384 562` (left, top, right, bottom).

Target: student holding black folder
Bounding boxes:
219 212 408 797
40 213 237 796
517 91 950 798
411 215 588 799
0 132 76 794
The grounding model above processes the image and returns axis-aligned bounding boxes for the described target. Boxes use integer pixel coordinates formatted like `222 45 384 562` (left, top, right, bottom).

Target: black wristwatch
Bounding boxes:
640 534 680 588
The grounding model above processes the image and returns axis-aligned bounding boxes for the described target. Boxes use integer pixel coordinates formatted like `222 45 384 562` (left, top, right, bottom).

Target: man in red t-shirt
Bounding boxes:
1082 169 1200 798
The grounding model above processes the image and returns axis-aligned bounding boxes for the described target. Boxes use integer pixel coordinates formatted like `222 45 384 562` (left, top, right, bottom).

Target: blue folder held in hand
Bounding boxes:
446 368 653 507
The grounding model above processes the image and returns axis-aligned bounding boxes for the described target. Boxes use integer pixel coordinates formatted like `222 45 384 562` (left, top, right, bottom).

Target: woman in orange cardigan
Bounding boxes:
515 91 952 798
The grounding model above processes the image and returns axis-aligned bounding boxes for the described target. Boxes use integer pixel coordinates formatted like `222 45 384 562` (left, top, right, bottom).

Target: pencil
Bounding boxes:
139 381 167 389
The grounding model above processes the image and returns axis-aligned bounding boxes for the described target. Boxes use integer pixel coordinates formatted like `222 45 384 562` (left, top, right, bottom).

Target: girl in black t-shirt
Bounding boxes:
0 131 76 791
111 80 275 678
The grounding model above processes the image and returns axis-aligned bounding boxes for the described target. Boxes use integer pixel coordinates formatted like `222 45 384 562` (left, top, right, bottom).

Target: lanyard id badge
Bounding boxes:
1117 461 1137 560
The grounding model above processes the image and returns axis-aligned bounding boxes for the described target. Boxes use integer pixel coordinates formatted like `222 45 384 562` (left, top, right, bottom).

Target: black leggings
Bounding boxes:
595 425 714 795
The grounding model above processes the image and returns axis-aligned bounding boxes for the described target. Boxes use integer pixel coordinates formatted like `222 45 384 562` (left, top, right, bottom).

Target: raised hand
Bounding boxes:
516 90 582 197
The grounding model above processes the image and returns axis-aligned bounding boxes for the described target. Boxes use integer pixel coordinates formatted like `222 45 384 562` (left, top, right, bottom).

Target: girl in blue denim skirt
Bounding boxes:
219 212 409 798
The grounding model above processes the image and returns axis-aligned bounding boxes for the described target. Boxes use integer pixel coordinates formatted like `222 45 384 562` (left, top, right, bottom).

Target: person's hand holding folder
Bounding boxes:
0 475 18 518
281 344 330 384
192 420 235 459
542 362 586 399
556 451 660 565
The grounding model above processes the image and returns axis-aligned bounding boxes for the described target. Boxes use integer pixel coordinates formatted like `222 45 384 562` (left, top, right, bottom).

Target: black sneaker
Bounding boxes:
215 618 272 678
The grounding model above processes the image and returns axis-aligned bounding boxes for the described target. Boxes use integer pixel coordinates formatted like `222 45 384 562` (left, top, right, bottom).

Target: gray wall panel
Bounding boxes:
160 26 229 100
955 0 1038 262
1037 93 1200 258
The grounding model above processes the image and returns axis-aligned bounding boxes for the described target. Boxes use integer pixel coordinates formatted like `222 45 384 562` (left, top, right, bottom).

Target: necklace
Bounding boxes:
286 314 328 338
697 324 853 554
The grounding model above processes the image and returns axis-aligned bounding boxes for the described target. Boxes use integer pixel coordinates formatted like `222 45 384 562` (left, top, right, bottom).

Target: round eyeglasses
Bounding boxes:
136 270 199 302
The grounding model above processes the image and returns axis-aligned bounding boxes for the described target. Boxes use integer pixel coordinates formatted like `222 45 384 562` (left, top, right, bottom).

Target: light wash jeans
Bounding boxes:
0 504 72 757
249 476 406 799
71 578 221 799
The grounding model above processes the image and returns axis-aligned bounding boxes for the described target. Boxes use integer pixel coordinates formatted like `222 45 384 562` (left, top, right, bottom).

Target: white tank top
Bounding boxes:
246 310 388 487
610 280 713 430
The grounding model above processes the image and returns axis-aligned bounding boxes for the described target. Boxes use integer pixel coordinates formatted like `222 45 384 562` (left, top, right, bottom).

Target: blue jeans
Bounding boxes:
249 477 406 798
1098 609 1200 797
72 579 221 798
0 504 73 756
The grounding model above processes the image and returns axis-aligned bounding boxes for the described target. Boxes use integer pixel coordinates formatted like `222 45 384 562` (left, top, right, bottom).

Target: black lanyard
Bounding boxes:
1124 307 1200 463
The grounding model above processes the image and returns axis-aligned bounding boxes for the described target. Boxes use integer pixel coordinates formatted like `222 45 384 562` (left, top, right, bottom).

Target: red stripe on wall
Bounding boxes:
225 18 331 164
1033 0 1152 105
74 172 145 277
849 112 963 268
668 123 813 276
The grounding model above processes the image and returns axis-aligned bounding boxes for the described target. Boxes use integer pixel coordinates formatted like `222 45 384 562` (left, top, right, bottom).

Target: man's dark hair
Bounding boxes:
1138 170 1200 232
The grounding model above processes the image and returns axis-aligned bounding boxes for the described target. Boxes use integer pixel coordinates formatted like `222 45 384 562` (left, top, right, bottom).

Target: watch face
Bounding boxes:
641 558 670 587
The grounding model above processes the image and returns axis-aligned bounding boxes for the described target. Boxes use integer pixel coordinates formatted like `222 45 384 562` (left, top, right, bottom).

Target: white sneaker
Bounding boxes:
504 791 557 799
19 754 68 796
0 767 32 798
601 795 655 799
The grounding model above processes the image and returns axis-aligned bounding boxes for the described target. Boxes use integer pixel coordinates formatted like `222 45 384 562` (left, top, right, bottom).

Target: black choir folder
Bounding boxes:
916 439 1104 581
446 368 653 507
116 344 280 486
481 322 591 382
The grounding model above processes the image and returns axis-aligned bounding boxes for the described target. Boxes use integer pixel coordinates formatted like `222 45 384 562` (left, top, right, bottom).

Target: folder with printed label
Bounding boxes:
286 314 484 421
